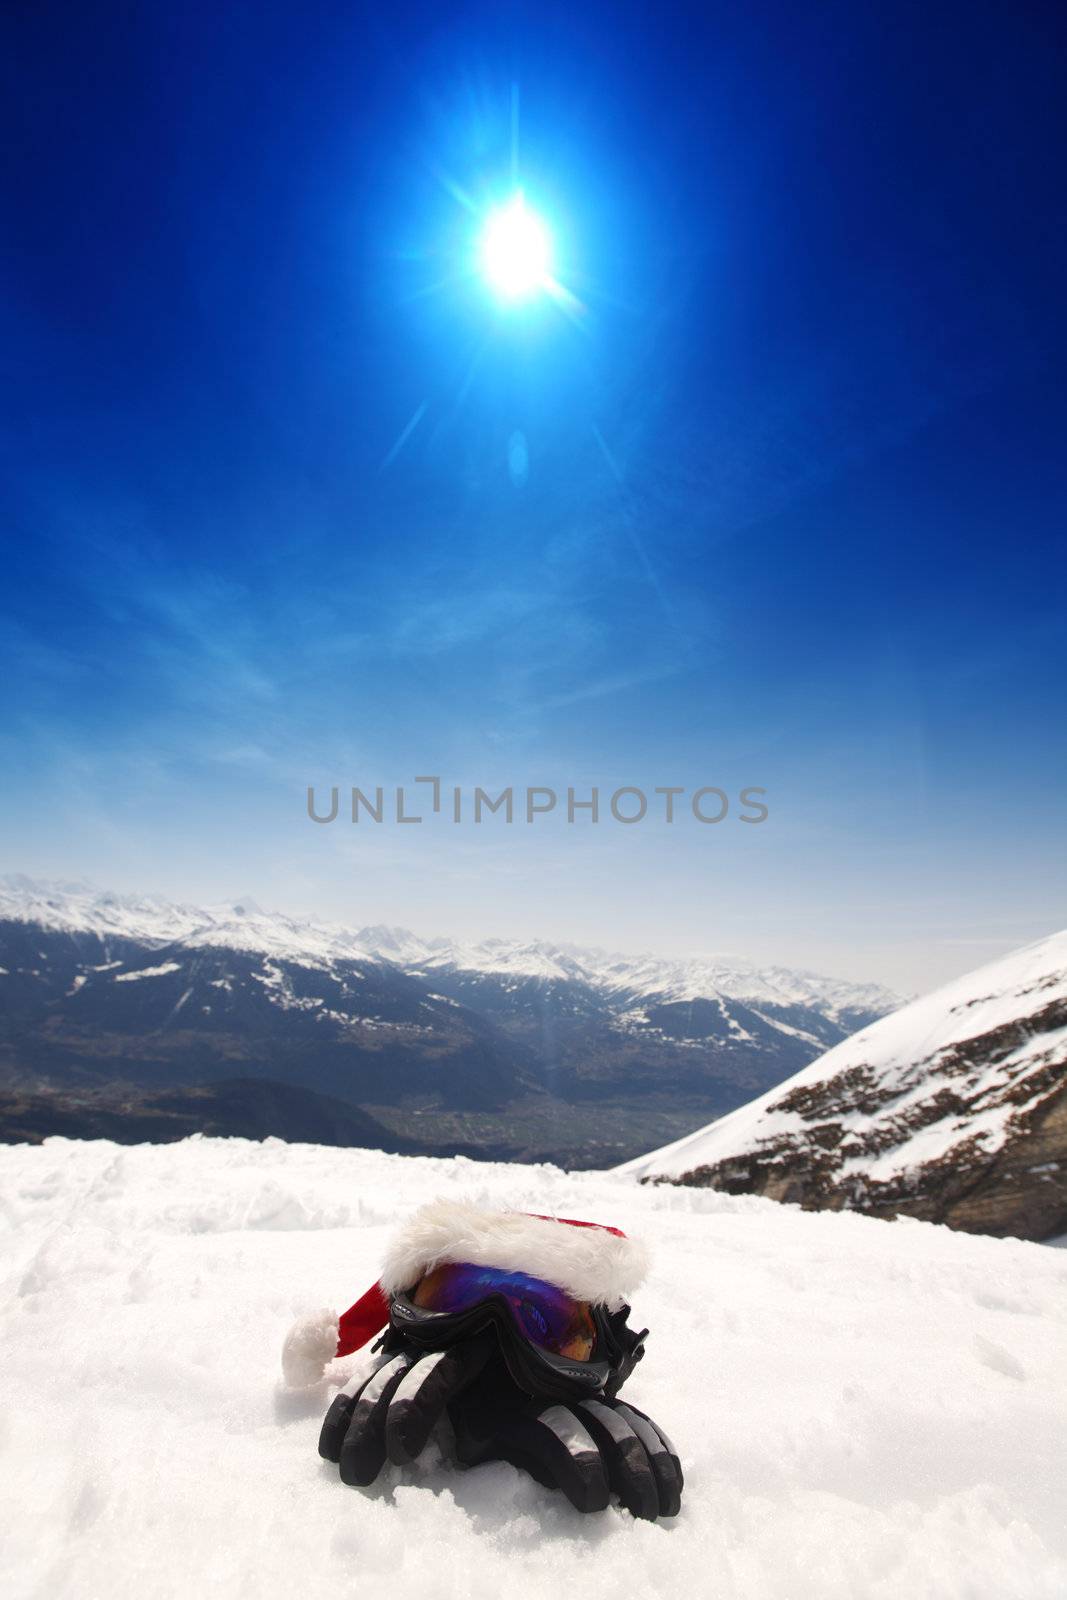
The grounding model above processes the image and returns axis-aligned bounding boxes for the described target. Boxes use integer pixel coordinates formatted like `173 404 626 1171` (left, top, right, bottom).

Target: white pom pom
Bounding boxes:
281 1308 339 1388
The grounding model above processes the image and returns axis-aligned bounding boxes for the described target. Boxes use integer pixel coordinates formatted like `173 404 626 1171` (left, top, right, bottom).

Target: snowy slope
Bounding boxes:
619 930 1067 1240
1 1137 1065 1599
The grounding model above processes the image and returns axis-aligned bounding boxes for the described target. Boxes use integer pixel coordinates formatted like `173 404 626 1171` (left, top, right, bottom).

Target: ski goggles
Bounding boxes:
389 1260 646 1399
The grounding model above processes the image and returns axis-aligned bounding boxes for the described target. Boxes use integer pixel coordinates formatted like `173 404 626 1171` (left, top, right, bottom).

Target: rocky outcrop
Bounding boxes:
620 932 1067 1242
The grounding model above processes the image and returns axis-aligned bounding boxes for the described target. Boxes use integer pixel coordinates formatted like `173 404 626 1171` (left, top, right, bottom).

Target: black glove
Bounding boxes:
448 1355 683 1521
318 1328 496 1486
319 1337 682 1520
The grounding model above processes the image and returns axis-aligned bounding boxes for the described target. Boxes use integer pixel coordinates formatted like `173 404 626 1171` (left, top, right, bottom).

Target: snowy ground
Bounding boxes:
2 1138 1065 1599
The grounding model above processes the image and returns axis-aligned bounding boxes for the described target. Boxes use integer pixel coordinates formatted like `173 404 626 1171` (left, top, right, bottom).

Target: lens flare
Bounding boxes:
480 195 552 302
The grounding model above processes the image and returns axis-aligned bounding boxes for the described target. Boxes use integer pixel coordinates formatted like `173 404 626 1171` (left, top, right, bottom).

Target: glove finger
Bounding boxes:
338 1352 414 1486
384 1333 495 1465
613 1400 682 1483
577 1398 660 1521
613 1402 683 1518
483 1403 611 1515
317 1349 396 1464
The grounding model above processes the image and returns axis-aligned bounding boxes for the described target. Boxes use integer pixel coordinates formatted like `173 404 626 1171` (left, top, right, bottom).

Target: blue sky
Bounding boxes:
2 0 1065 990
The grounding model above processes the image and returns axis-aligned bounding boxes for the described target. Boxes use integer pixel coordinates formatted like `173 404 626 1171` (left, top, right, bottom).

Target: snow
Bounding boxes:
2 1137 1065 1599
406 936 903 1018
619 928 1067 1184
0 876 379 971
113 961 183 982
591 952 902 1018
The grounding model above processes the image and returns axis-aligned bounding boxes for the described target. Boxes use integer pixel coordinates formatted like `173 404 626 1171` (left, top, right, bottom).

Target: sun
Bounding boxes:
480 194 552 303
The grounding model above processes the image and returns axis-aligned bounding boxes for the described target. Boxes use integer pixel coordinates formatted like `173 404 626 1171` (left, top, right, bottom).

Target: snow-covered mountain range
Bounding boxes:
621 929 1067 1241
0 875 897 1021
0 875 902 1166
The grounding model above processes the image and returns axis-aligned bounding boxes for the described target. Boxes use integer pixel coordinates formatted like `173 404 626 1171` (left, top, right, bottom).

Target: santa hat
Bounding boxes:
281 1197 649 1388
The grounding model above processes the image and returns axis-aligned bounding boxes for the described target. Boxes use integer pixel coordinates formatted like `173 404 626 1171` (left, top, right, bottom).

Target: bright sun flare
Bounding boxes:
480 195 552 302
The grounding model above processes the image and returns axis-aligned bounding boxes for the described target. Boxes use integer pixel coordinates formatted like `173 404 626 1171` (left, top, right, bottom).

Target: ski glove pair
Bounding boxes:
318 1328 683 1520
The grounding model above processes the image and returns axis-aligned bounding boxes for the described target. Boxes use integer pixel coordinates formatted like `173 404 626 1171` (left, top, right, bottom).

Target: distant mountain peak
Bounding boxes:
227 896 264 918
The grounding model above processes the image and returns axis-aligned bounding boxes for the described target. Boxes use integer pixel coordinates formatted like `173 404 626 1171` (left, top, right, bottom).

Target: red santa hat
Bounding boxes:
281 1197 649 1388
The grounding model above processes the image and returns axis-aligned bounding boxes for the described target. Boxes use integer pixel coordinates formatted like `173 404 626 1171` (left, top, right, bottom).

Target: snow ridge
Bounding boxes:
0 874 902 1018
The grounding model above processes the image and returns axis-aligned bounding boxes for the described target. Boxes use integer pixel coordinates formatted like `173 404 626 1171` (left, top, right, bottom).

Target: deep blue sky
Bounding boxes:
2 0 1065 989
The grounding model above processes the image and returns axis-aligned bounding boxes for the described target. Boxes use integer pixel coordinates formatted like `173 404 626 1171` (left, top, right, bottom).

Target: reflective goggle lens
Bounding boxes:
411 1261 596 1361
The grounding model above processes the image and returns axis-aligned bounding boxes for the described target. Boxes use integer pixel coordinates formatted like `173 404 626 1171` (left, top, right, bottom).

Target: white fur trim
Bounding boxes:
378 1198 648 1311
281 1307 339 1387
